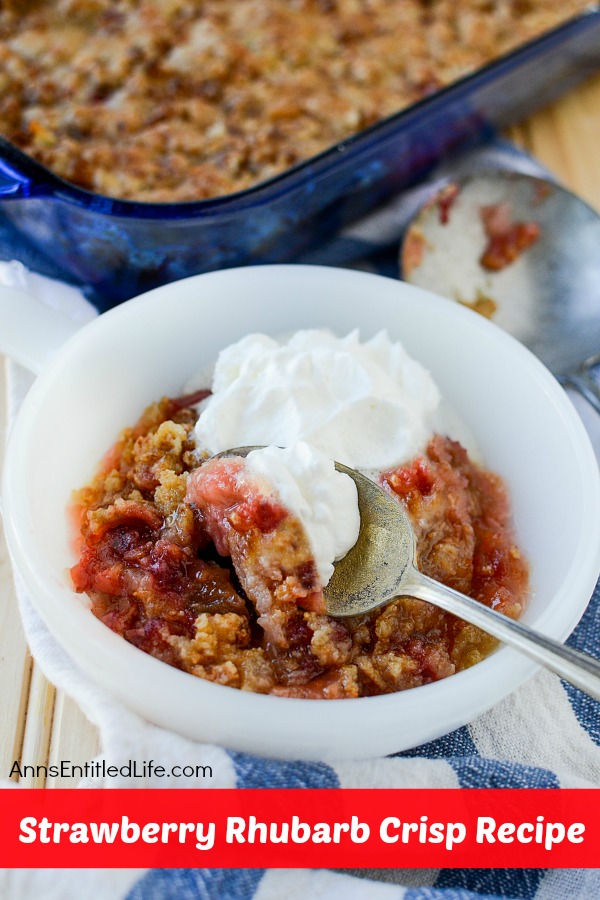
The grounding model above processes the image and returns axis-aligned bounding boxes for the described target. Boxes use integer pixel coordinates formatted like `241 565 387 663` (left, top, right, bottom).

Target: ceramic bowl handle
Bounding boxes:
0 285 80 375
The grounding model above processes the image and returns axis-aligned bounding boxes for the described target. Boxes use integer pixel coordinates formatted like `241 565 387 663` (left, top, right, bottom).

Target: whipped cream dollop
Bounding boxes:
193 329 440 471
189 328 446 584
245 442 360 585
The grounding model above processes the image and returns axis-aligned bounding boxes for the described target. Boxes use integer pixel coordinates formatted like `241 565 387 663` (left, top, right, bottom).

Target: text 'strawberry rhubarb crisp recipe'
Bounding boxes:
70 329 529 699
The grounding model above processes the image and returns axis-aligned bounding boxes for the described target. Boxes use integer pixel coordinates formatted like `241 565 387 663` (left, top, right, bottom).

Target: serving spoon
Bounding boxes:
216 448 600 699
400 170 600 412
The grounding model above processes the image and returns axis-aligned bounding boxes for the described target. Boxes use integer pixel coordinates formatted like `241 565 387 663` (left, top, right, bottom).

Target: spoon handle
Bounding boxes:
404 568 600 699
561 351 600 415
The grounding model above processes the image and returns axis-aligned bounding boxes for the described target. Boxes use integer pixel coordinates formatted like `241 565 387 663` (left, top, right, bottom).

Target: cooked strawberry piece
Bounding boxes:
187 456 326 646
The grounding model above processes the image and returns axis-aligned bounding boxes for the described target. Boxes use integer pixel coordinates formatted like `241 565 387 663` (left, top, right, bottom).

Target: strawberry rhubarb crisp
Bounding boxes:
0 0 590 202
70 330 528 698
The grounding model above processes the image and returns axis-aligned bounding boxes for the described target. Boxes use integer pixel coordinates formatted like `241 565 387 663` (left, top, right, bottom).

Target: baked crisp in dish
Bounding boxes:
70 396 529 699
0 0 590 202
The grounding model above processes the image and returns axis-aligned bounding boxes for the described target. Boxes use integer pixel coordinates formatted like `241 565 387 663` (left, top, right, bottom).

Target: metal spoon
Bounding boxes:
400 170 600 412
213 447 600 698
327 462 600 700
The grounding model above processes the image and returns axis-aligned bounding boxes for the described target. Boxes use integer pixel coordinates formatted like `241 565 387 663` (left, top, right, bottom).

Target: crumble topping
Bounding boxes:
0 0 589 201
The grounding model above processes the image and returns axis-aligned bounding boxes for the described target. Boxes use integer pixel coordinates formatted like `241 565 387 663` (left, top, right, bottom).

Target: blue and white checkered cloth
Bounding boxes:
2 141 600 900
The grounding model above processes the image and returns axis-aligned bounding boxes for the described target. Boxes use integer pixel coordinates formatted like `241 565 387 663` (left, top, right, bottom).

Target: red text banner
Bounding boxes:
0 788 598 869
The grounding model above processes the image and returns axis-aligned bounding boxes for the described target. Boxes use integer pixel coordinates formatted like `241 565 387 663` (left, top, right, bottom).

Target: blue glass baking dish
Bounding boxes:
1 8 599 311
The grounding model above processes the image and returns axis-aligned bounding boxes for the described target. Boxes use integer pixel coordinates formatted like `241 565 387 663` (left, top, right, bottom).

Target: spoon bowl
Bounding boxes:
324 462 415 617
401 171 600 410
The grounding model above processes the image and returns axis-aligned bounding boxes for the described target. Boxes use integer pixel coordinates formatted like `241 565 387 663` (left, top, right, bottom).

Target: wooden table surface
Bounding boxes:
2 73 600 787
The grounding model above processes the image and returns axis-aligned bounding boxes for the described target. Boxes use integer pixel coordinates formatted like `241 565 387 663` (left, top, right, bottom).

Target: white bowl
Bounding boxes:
2 265 600 760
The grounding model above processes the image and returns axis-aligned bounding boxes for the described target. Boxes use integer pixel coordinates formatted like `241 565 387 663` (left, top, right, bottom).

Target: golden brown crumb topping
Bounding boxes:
0 0 589 202
71 396 528 699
